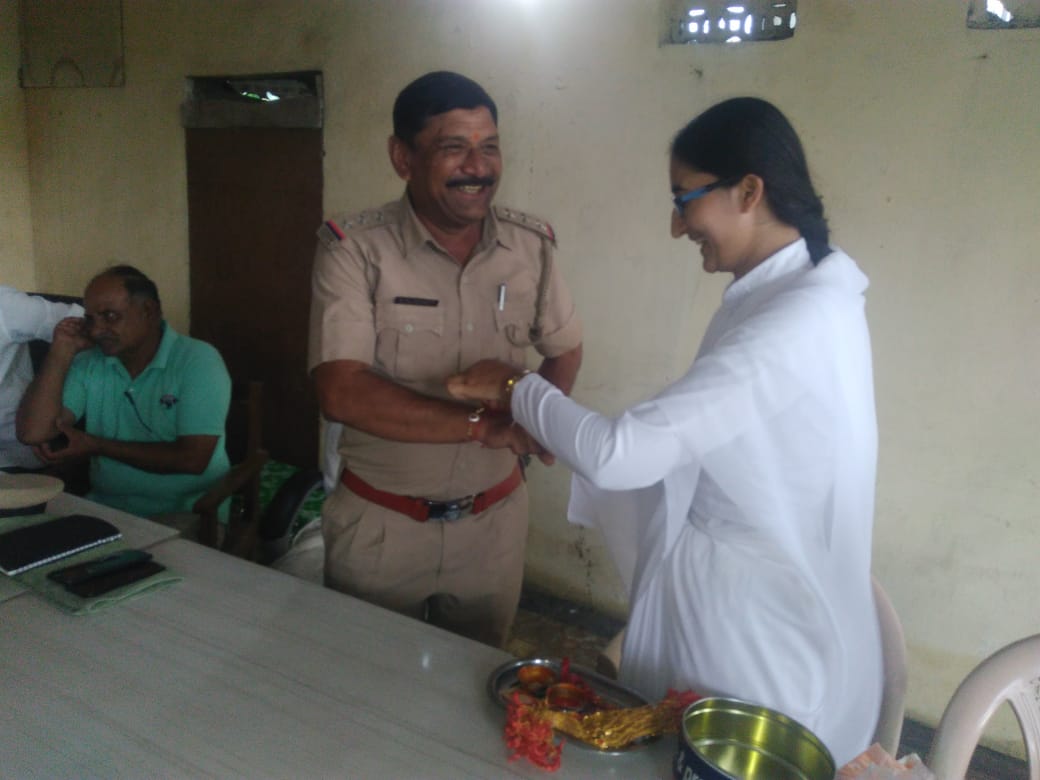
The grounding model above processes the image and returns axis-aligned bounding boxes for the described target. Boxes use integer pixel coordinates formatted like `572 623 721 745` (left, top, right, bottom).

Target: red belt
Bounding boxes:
340 464 523 522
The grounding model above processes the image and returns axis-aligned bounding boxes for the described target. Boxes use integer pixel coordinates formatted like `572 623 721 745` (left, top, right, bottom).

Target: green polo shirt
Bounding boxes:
62 323 231 519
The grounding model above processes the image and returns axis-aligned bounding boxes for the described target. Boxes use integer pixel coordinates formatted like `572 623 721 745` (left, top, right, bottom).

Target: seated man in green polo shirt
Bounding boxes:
16 265 231 521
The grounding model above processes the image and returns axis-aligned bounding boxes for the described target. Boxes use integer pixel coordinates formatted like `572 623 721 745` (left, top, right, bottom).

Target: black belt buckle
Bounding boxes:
425 496 473 521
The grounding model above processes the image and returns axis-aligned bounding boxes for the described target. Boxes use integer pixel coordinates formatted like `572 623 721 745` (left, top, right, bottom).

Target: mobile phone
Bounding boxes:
47 549 153 586
65 560 166 598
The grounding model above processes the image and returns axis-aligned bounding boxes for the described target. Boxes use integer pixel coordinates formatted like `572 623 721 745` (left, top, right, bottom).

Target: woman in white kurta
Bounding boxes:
448 97 882 765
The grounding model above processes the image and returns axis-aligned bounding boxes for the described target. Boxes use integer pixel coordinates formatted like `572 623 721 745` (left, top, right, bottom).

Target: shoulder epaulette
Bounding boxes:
494 205 556 244
316 206 393 248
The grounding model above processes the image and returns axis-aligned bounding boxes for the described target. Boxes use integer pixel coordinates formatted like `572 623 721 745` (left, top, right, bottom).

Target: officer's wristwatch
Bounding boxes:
503 370 533 402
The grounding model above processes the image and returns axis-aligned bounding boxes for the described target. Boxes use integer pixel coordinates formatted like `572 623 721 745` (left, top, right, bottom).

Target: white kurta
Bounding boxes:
511 239 882 765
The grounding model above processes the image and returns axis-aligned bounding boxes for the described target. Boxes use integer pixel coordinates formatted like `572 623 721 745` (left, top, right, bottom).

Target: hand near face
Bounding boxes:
50 317 92 357
446 359 518 405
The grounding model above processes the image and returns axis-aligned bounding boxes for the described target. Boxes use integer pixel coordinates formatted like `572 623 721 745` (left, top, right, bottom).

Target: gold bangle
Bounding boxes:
504 370 532 401
466 406 485 441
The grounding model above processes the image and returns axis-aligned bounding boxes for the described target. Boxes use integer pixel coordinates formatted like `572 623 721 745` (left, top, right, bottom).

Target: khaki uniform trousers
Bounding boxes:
321 480 529 648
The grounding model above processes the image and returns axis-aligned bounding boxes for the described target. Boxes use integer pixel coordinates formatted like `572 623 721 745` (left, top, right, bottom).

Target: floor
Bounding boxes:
508 587 1028 780
505 588 624 672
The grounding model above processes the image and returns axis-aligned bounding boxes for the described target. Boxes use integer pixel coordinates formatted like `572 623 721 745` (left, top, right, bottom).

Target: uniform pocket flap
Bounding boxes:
376 305 444 336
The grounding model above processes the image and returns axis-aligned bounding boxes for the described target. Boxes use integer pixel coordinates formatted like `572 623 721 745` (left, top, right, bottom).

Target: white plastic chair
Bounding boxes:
872 575 908 755
595 628 625 679
927 633 1040 780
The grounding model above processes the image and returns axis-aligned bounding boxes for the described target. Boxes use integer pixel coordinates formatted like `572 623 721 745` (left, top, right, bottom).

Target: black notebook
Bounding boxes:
0 515 122 576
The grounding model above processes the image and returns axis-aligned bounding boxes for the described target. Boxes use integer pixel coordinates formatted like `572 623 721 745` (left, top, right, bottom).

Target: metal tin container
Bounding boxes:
673 697 836 780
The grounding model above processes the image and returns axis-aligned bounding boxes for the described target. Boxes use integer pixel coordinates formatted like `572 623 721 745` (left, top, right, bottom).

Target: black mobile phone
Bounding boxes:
64 560 165 598
47 549 153 586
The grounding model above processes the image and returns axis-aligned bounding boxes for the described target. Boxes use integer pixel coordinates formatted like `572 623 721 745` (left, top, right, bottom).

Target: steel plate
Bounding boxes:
486 657 658 754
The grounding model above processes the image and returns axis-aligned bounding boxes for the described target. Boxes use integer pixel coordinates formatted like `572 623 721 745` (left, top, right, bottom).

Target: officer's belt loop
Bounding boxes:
340 465 522 522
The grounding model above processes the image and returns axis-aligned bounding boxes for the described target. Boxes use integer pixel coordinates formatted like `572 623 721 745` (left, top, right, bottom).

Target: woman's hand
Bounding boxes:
446 359 518 405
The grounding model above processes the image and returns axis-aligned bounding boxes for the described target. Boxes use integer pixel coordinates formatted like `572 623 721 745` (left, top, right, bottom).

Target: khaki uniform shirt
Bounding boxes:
309 195 582 500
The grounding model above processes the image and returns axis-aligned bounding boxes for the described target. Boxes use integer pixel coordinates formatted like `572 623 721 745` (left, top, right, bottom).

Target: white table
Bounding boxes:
0 492 179 603
0 535 676 777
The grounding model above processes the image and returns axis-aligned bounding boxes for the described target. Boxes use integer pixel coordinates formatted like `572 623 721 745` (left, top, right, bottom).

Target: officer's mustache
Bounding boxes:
447 177 496 189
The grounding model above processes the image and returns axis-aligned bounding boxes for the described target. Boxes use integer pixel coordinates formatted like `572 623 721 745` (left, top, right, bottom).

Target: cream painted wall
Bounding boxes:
0 0 36 289
11 0 1040 754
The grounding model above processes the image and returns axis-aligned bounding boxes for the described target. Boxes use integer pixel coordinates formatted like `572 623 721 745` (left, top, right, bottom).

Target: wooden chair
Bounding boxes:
927 633 1040 780
192 380 269 557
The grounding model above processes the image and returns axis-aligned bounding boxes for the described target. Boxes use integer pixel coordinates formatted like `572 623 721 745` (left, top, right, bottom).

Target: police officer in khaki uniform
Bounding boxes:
308 71 583 647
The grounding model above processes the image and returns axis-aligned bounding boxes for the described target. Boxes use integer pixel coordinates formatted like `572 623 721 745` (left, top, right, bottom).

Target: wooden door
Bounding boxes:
186 127 322 468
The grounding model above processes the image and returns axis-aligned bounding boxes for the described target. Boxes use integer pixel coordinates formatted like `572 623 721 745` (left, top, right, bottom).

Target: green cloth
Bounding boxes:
62 322 231 520
1 513 180 614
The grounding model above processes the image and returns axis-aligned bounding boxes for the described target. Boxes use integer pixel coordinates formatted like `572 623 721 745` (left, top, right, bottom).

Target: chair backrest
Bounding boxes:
191 380 268 554
927 633 1040 780
225 380 264 465
872 575 908 755
595 628 625 680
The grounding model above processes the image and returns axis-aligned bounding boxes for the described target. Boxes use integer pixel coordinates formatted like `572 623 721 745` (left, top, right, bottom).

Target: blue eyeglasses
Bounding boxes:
672 180 730 214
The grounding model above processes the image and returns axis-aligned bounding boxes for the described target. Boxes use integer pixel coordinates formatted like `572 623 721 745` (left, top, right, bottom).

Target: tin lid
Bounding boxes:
676 697 835 780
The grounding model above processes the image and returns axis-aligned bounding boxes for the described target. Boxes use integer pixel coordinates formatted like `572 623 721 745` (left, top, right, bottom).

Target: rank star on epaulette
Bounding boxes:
495 205 556 243
339 208 390 231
